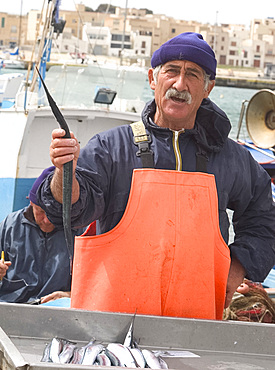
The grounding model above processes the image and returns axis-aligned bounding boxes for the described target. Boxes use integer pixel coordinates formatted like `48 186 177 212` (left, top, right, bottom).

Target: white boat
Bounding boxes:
2 59 26 70
0 72 25 108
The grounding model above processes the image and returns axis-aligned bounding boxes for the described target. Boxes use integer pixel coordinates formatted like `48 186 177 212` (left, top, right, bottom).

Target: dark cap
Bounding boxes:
151 32 217 80
28 166 55 205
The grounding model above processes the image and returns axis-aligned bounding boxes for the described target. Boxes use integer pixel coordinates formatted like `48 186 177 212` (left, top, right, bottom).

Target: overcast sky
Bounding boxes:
1 0 274 28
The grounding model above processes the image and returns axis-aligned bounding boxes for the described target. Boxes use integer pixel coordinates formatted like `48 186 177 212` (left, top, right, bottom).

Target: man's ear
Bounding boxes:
148 68 156 90
205 80 215 97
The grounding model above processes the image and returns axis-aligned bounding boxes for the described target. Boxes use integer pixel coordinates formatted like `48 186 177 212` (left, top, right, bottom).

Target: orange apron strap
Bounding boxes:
71 169 230 320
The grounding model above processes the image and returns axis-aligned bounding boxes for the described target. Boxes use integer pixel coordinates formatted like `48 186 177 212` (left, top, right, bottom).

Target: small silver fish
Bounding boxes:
41 342 52 362
105 347 121 366
158 356 169 369
70 346 85 364
58 341 77 364
70 338 96 365
142 349 168 369
81 343 104 365
96 352 112 366
49 337 66 363
123 313 136 348
107 343 137 368
129 347 146 368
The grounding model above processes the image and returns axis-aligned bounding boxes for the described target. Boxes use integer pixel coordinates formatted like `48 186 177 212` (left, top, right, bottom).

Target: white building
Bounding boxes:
109 31 132 57
132 31 151 58
82 25 111 56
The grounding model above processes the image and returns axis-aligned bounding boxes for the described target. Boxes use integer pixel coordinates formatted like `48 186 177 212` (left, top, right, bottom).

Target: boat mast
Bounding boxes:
29 0 56 92
120 0 128 65
17 0 23 56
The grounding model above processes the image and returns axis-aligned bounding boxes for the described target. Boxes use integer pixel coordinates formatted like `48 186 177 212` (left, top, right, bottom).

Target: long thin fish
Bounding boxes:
123 311 137 348
36 67 73 266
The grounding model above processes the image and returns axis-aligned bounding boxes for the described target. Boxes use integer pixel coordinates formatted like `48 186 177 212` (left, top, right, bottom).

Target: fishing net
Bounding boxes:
223 279 275 323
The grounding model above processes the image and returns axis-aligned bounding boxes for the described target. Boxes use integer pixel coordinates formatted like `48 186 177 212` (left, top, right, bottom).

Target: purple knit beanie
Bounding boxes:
28 166 55 205
151 32 217 80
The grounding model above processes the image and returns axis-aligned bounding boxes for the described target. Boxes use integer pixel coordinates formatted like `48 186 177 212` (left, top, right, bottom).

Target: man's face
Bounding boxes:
148 60 215 130
31 202 55 233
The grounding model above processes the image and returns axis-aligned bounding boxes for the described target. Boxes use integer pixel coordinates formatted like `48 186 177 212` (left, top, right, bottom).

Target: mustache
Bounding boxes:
165 88 192 104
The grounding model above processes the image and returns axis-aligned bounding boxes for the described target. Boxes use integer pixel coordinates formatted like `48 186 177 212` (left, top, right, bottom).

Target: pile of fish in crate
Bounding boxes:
41 315 168 369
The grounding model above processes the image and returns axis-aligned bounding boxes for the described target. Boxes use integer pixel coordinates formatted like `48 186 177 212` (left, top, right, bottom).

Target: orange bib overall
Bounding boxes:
71 169 230 320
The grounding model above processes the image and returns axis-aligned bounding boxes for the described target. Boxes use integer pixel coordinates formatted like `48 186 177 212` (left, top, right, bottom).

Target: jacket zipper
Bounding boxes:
172 129 185 171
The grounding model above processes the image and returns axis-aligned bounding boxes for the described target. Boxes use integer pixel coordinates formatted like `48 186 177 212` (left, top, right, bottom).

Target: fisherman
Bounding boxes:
37 32 275 319
0 167 83 304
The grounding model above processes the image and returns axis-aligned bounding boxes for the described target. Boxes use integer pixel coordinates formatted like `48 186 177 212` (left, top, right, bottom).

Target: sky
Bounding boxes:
1 0 274 28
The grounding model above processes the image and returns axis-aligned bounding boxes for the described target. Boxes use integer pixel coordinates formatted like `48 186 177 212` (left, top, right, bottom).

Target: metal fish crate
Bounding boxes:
0 302 275 369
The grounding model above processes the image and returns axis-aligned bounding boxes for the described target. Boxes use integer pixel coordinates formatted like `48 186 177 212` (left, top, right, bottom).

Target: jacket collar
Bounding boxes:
142 98 231 153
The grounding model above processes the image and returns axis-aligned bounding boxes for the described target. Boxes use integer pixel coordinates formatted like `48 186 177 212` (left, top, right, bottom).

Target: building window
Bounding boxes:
89 34 105 40
112 34 130 42
1 18 5 28
112 34 122 41
11 25 17 33
231 41 237 47
171 28 176 33
256 45 260 52
141 41 146 48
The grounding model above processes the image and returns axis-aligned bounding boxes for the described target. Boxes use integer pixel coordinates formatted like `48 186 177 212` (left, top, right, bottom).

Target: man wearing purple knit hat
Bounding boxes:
0 167 83 304
38 32 275 319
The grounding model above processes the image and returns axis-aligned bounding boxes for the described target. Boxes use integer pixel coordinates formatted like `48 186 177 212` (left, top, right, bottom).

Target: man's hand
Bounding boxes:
40 291 71 304
50 129 80 170
225 256 246 308
0 260 11 280
50 129 80 204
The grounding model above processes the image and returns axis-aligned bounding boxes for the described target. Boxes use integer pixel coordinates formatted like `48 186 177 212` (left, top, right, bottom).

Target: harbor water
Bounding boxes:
210 85 258 141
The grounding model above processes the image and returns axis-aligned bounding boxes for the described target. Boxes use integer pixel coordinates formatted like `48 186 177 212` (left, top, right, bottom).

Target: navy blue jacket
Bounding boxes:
0 205 82 303
38 98 275 282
